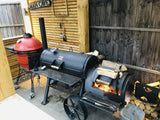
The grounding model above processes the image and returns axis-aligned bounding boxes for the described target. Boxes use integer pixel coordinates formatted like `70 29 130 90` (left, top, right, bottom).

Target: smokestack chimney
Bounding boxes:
39 17 48 50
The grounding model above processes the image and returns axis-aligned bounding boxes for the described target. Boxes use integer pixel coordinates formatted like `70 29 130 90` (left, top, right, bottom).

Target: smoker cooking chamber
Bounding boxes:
40 49 98 78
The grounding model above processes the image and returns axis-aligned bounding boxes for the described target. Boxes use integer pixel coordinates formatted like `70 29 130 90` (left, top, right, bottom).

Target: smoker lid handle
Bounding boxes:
51 65 59 70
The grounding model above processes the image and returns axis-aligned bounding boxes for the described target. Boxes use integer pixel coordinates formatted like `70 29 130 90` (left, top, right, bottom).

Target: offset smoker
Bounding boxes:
64 62 133 120
36 49 98 105
29 18 99 105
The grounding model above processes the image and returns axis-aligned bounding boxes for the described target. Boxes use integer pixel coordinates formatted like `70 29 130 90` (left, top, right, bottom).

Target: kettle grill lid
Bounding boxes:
14 33 42 52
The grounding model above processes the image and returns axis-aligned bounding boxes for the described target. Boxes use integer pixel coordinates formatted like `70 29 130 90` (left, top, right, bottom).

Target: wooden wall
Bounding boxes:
0 33 15 101
28 0 89 53
0 3 25 39
89 0 160 83
3 36 23 79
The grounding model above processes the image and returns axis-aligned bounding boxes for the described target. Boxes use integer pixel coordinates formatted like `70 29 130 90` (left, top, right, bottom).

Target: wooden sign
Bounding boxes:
29 0 51 10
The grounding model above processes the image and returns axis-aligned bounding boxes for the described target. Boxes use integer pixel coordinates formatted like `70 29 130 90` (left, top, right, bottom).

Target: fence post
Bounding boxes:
77 0 89 53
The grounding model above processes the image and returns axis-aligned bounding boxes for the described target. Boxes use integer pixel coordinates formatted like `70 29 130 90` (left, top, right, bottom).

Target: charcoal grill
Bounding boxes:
6 33 43 99
64 63 133 120
6 33 42 71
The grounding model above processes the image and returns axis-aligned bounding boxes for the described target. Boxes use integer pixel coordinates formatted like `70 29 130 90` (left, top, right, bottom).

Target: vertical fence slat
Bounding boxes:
0 3 25 38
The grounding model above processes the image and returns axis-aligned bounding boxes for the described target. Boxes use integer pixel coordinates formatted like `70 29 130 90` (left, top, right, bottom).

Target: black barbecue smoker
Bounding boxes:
31 17 133 119
63 62 133 120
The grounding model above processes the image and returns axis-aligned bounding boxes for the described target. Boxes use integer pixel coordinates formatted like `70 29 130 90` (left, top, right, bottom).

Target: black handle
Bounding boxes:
39 17 48 50
60 22 62 29
9 50 18 54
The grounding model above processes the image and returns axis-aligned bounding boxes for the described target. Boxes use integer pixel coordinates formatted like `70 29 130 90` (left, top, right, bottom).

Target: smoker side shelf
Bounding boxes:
31 67 82 105
80 93 120 113
31 67 81 86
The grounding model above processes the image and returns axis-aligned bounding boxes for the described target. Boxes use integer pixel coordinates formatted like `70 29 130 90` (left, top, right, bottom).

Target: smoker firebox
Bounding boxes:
85 66 132 104
64 64 133 120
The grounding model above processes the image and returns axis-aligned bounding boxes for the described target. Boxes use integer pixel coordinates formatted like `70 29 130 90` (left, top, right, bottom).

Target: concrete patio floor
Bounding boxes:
0 94 55 120
16 75 118 120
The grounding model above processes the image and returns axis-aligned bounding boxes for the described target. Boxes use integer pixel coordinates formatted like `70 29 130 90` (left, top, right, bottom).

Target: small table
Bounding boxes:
31 67 82 105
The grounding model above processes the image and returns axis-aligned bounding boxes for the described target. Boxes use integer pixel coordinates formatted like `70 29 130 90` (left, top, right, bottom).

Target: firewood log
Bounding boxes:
134 99 141 106
144 110 150 115
139 103 145 110
145 104 151 111
151 112 158 118
130 100 134 105
130 96 136 101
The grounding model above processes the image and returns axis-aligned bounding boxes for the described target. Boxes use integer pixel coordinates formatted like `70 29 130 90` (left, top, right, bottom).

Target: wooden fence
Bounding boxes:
89 0 160 83
0 2 25 39
0 2 25 80
3 35 23 79
28 0 89 53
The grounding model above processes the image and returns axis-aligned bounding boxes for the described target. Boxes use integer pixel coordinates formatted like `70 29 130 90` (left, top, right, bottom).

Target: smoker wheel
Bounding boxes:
64 95 88 120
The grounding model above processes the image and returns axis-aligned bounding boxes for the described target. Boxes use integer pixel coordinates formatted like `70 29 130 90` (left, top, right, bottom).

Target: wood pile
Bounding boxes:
129 95 160 120
86 50 105 63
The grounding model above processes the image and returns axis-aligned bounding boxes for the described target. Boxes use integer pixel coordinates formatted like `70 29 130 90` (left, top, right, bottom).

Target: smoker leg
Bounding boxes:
37 74 40 84
41 77 51 105
38 74 40 80
79 80 85 97
29 72 35 99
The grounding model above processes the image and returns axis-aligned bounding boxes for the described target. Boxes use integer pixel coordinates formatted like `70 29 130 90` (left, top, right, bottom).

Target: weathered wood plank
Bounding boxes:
0 4 25 38
77 0 89 53
3 35 22 79
89 0 160 83
0 33 15 101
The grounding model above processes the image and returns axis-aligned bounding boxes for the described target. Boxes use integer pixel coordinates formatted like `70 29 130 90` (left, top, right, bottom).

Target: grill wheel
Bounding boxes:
63 95 88 120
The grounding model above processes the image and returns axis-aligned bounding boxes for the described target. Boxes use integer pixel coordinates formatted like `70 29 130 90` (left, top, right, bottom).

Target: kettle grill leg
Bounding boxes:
14 64 22 89
29 72 35 99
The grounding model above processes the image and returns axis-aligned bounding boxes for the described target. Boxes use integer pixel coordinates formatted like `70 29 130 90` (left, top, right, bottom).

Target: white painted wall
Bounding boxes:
0 0 32 34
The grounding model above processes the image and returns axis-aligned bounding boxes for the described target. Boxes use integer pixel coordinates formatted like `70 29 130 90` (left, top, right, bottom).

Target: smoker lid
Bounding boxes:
14 33 42 52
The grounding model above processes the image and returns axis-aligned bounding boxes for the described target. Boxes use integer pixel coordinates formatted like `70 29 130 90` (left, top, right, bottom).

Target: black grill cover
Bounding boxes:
40 49 98 78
